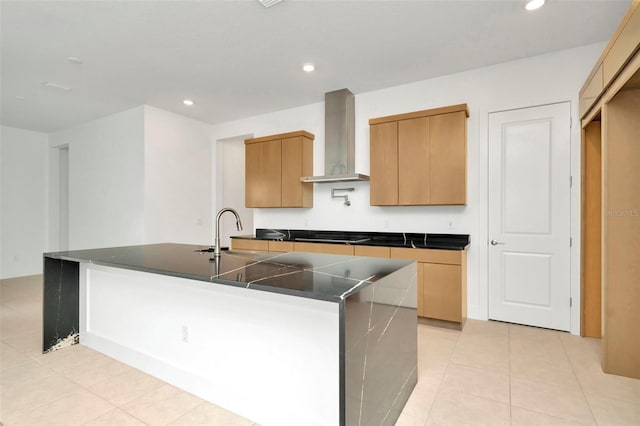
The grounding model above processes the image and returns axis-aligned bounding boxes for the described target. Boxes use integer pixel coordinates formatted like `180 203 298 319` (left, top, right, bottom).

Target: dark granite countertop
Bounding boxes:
44 243 412 303
232 229 470 250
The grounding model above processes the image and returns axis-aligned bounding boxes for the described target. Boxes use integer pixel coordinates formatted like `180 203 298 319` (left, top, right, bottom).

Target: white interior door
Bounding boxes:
488 103 571 331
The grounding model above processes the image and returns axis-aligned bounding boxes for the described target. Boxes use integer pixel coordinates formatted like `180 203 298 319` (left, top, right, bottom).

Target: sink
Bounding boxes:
195 247 229 253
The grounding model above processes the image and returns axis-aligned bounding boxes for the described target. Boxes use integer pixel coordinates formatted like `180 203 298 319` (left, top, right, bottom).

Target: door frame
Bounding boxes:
478 101 581 335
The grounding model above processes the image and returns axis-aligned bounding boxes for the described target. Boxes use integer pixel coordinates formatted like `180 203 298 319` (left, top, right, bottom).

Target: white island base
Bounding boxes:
81 264 341 425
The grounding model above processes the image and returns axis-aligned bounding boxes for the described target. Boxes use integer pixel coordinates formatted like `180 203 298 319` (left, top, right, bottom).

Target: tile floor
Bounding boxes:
1 275 639 426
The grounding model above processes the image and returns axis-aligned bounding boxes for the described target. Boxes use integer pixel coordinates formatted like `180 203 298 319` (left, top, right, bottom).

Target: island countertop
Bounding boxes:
45 243 413 303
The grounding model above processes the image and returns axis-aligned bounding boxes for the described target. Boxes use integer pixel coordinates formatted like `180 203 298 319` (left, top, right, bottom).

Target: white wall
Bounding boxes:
143 106 213 245
0 126 49 279
215 136 254 248
49 106 146 251
209 43 606 333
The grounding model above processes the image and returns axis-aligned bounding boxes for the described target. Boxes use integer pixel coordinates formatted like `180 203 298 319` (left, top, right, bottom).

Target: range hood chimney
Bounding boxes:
301 89 369 183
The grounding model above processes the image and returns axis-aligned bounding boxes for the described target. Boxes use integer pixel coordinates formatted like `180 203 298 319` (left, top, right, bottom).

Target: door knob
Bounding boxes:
490 239 505 245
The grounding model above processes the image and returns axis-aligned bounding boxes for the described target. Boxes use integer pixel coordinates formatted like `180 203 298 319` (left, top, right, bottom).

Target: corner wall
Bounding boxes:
143 106 213 245
49 106 146 251
0 126 49 279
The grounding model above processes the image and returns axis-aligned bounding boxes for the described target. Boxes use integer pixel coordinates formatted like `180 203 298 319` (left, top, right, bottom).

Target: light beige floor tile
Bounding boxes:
36 343 104 373
8 388 113 426
395 411 427 426
586 393 640 426
417 336 456 381
462 319 509 337
88 368 166 406
0 358 56 390
450 339 509 374
169 402 253 426
509 323 565 340
0 340 32 370
1 372 81 421
511 406 593 426
2 330 43 358
119 383 203 425
511 377 597 425
439 362 510 403
509 333 567 360
510 354 580 390
84 408 148 426
64 355 137 388
418 324 460 342
0 315 42 340
425 390 510 426
401 380 438 421
577 368 640 404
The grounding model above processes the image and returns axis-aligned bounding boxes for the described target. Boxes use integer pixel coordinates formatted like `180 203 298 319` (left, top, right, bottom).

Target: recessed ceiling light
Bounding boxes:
303 63 315 72
525 0 545 11
67 56 83 64
183 99 194 106
43 81 72 92
258 0 283 8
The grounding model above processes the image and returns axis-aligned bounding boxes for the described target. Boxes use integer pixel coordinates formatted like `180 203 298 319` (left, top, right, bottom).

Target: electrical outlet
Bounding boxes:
196 217 203 226
181 325 189 343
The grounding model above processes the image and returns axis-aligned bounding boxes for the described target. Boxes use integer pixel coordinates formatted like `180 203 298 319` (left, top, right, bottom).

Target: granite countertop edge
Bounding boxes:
43 244 411 304
231 229 470 250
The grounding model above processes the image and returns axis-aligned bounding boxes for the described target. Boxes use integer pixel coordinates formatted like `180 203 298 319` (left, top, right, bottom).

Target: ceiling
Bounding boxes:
0 0 632 133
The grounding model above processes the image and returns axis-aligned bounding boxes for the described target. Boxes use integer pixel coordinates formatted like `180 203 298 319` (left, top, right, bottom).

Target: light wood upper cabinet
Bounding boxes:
370 121 398 206
245 139 282 208
398 117 430 205
369 104 468 206
245 131 313 208
430 111 467 205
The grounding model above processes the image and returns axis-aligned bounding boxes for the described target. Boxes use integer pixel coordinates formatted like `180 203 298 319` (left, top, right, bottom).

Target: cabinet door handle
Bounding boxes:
490 239 505 246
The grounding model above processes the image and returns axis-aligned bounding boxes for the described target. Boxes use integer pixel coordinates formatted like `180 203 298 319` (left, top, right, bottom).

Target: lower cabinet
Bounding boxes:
422 263 465 323
390 247 467 325
231 239 467 325
231 239 269 251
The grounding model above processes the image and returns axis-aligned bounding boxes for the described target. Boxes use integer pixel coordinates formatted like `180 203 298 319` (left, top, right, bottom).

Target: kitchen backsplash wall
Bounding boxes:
211 42 605 327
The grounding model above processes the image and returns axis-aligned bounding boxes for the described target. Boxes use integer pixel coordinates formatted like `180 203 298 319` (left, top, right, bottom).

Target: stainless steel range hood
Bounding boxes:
301 89 369 183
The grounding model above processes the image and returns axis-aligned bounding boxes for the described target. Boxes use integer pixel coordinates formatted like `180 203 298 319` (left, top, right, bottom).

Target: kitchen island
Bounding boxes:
43 243 417 426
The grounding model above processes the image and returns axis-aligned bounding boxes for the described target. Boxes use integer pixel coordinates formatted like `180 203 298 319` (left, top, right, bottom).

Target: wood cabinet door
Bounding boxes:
231 239 269 252
430 111 466 205
354 245 390 258
423 263 462 322
417 263 426 317
245 140 282 207
398 117 430 205
281 136 303 207
293 242 354 256
370 122 399 205
281 136 313 207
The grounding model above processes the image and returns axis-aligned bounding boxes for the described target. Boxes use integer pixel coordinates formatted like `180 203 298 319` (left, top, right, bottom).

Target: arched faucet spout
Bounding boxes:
214 208 243 257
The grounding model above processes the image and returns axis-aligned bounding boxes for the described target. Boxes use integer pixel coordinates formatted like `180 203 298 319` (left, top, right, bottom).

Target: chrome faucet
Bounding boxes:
214 207 243 257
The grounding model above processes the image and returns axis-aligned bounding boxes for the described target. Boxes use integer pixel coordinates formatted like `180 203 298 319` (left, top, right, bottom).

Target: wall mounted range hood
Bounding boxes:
301 89 370 183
